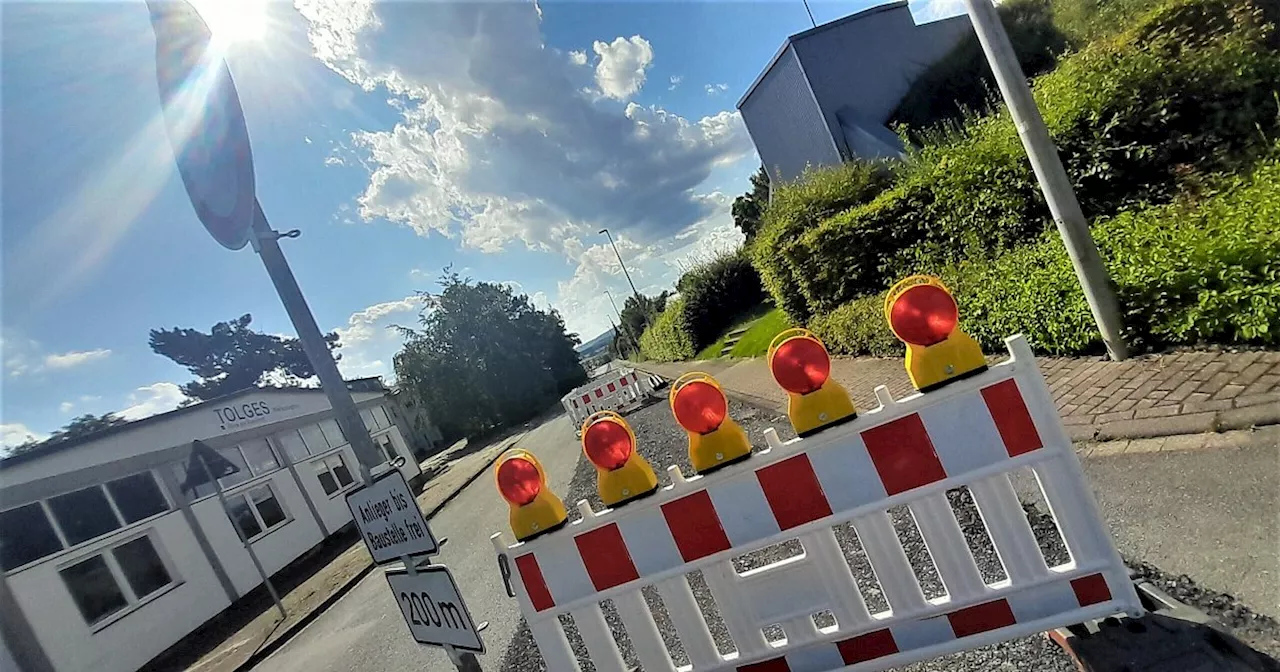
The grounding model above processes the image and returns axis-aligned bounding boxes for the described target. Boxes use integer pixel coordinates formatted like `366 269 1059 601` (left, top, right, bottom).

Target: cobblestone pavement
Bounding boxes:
637 349 1280 441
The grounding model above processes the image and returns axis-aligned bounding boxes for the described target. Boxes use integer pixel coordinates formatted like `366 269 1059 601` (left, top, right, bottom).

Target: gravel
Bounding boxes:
498 397 1280 671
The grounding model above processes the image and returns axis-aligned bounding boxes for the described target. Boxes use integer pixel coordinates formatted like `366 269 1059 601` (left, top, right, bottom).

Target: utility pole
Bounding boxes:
961 0 1129 361
599 228 641 301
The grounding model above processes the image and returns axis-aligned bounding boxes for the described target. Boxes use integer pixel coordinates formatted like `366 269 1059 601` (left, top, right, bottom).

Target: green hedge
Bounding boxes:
750 161 892 321
811 148 1280 356
639 298 696 361
677 249 766 348
753 0 1280 318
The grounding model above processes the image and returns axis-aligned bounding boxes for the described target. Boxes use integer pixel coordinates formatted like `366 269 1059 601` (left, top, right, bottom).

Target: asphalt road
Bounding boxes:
256 413 582 672
1082 433 1279 614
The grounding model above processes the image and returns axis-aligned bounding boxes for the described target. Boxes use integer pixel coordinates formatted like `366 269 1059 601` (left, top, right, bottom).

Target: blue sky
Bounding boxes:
1 0 961 446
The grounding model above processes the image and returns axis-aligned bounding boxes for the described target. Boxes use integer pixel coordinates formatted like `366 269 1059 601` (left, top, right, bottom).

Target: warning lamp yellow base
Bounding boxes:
509 494 568 543
788 380 858 438
905 330 988 393
689 418 752 474
597 456 659 508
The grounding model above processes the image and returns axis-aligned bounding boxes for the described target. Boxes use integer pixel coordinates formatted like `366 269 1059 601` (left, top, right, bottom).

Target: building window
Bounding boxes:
374 406 391 429
0 503 62 571
105 473 169 525
594 389 603 399
377 434 397 463
361 409 377 432
215 447 251 488
49 487 121 546
239 439 280 476
3 472 174 569
314 454 354 496
59 534 174 626
276 429 310 463
300 424 330 454
226 485 288 541
319 419 346 447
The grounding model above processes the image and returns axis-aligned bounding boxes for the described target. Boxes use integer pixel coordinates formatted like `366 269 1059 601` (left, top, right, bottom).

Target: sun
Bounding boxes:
192 0 268 46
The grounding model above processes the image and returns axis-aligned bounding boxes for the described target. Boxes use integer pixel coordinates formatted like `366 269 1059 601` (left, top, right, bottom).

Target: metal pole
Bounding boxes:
961 0 1129 361
604 291 640 355
599 228 641 300
248 202 384 480
201 453 287 620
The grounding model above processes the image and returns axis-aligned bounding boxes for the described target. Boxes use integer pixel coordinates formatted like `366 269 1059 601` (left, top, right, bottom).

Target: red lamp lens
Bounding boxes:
771 338 831 394
672 381 728 434
890 284 959 346
496 457 541 506
583 420 633 470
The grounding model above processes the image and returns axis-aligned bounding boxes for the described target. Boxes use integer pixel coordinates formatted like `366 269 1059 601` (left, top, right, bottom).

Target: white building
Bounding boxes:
0 384 420 672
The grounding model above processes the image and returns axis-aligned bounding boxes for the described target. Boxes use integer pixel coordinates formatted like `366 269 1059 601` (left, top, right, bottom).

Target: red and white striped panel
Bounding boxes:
496 336 1139 672
729 572 1115 672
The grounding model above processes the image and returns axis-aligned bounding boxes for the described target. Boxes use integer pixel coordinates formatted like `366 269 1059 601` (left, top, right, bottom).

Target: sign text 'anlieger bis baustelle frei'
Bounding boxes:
345 471 437 563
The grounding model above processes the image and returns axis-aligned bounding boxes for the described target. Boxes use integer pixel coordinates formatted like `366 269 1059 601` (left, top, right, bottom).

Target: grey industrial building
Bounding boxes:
737 2 973 183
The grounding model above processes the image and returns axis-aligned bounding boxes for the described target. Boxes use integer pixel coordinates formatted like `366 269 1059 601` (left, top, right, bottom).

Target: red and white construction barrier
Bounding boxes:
562 368 662 428
495 336 1140 672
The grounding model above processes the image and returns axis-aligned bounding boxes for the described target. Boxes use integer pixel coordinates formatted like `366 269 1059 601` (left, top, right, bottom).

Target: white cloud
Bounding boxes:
59 401 75 414
298 1 753 258
568 50 588 66
119 382 188 421
912 0 968 22
333 297 423 379
44 348 111 370
592 35 653 100
296 1 757 337
2 422 47 449
669 75 683 90
705 83 729 95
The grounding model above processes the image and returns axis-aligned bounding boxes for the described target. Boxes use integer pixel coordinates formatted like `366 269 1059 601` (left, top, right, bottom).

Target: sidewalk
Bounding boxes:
635 349 1280 441
147 431 526 672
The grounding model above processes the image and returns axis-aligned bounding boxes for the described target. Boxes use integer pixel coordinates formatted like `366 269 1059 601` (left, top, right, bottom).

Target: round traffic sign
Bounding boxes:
148 0 256 250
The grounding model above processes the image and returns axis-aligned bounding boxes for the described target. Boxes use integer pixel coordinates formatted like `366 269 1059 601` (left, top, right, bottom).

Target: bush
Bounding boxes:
754 0 1280 318
891 0 1070 132
639 298 697 361
677 249 766 348
812 147 1280 356
751 161 892 321
809 296 903 357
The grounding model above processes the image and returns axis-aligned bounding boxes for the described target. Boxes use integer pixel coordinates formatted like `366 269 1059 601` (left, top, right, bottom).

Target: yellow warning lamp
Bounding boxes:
669 373 751 474
581 411 658 508
884 275 987 392
495 449 567 542
767 329 857 437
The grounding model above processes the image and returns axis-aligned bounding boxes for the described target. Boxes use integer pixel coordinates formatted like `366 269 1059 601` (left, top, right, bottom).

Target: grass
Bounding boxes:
725 307 797 359
694 303 778 359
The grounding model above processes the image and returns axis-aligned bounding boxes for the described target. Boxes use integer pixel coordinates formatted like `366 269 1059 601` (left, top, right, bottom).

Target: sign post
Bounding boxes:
187 440 286 619
344 470 485 668
146 0 386 480
149 3 485 666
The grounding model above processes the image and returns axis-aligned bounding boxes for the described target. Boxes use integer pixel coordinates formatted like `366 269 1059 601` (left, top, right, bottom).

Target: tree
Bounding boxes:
731 165 770 241
149 314 340 401
8 413 132 455
394 273 587 440
614 292 669 358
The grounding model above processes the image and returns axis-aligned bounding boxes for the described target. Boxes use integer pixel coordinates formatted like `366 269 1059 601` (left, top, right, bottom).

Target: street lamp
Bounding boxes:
599 228 641 300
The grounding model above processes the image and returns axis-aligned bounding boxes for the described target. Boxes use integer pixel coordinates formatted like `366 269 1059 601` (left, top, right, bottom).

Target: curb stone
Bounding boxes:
229 433 524 672
632 365 1280 443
